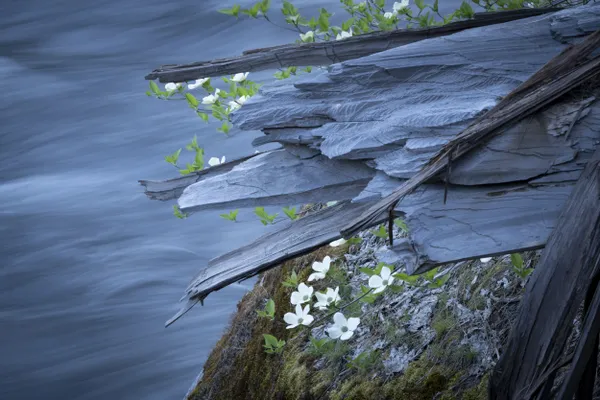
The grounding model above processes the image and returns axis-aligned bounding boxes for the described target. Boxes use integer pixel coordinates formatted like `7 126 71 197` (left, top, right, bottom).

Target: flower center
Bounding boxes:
341 326 349 333
303 295 309 301
382 280 389 286
327 297 333 302
298 318 304 324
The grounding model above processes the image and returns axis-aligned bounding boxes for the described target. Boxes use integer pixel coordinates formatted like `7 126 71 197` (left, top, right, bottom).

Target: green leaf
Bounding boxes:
318 8 330 31
220 209 239 222
359 267 377 276
149 81 160 95
394 218 409 232
145 90 152 96
510 253 523 270
185 93 199 109
173 204 188 219
164 148 182 166
283 206 298 220
260 0 271 13
197 111 209 122
265 299 275 316
185 135 199 151
263 334 279 348
370 225 388 239
302 66 313 73
459 1 474 18
341 17 355 31
415 0 425 10
432 0 439 12
393 272 420 285
346 237 362 245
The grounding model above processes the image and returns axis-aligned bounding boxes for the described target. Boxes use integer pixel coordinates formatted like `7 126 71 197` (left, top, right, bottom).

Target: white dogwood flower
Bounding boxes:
326 312 360 340
208 156 226 167
202 88 221 105
329 238 347 247
314 287 341 310
188 78 209 90
336 30 353 41
393 0 410 12
284 304 314 329
480 257 492 263
300 31 315 42
237 95 249 105
308 256 331 282
291 282 314 305
165 82 183 91
228 101 241 111
231 72 249 82
384 11 395 18
368 266 395 294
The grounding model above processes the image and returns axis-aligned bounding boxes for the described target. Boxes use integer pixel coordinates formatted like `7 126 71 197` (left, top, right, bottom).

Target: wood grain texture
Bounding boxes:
166 201 374 326
489 148 600 399
145 8 558 83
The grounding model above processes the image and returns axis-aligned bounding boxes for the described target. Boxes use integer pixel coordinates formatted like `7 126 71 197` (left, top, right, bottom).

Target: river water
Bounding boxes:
0 0 462 398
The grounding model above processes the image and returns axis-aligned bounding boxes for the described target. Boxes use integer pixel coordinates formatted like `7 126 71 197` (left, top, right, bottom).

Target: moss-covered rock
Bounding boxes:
188 228 539 400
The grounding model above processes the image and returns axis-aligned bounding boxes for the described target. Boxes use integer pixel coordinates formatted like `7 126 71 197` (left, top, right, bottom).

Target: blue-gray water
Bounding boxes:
1 0 464 398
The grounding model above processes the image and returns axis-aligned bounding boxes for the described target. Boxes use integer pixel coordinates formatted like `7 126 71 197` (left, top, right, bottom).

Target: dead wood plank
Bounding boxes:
145 8 558 83
488 147 600 399
177 149 374 213
166 201 374 327
341 30 600 238
139 153 257 201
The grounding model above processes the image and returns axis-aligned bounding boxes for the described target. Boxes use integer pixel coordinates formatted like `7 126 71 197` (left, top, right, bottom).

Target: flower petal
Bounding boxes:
327 326 343 339
290 292 302 305
333 312 347 327
368 275 383 289
387 276 395 286
381 266 392 280
373 286 386 294
311 261 325 273
283 312 298 326
286 322 299 329
340 330 355 341
295 303 303 316
208 157 220 167
308 272 325 282
480 257 492 263
322 256 331 270
347 317 360 331
302 304 310 317
330 238 346 247
315 292 328 303
303 315 314 326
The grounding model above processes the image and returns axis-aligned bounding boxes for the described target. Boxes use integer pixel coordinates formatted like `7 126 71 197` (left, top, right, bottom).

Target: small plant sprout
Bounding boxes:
394 218 409 233
282 270 299 288
336 30 352 40
308 256 331 282
202 88 222 105
231 72 250 82
219 209 239 222
370 224 388 239
480 257 492 263
329 238 347 247
188 78 209 90
282 206 298 221
314 287 341 310
284 304 314 329
208 156 226 167
257 298 276 320
326 312 360 341
254 207 278 225
263 334 285 354
511 253 534 279
368 266 395 294
290 282 314 305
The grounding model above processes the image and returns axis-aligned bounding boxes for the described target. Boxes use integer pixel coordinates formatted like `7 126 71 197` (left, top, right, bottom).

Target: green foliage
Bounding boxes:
393 272 420 286
348 350 381 372
394 218 409 233
254 207 278 225
370 224 388 239
346 236 363 245
165 148 182 166
220 209 239 222
173 204 188 219
263 333 285 354
308 336 330 356
359 261 387 277
257 298 276 320
282 270 299 288
511 253 533 279
217 121 232 135
282 206 298 220
359 285 379 304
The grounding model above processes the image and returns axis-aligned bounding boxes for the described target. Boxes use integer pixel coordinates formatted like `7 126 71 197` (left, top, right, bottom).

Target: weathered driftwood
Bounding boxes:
341 29 600 238
166 201 373 326
140 5 600 325
177 149 374 212
145 8 558 83
489 148 600 400
139 153 256 201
